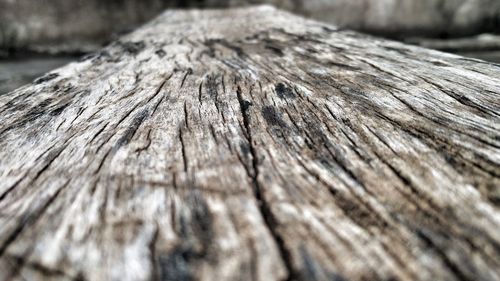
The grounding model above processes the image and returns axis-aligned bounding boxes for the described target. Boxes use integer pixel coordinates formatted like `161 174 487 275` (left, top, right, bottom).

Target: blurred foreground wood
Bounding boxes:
0 6 499 281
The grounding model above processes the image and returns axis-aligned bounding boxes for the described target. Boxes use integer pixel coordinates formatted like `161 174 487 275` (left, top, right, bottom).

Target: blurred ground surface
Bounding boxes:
2 0 499 50
0 56 74 95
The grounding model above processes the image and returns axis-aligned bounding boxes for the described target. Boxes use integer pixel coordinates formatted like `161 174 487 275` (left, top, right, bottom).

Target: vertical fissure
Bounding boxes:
236 86 297 281
179 128 188 173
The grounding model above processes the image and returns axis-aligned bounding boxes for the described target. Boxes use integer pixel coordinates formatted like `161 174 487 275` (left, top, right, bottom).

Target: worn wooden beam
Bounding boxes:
0 6 499 281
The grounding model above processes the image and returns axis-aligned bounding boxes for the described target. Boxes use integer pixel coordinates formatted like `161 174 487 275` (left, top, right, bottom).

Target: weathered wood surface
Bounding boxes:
1 6 500 281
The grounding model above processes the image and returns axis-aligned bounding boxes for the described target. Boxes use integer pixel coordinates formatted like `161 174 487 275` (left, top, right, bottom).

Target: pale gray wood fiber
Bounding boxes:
0 6 499 281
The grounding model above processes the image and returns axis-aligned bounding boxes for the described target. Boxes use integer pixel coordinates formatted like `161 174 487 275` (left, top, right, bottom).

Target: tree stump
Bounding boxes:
0 6 499 281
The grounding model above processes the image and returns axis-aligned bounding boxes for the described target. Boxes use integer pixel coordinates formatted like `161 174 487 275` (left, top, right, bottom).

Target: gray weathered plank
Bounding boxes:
0 6 499 281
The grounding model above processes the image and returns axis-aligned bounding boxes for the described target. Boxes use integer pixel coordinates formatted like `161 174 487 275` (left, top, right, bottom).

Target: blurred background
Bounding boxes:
1 0 499 94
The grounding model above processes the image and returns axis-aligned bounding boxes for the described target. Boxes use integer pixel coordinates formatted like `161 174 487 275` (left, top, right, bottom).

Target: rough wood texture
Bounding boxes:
1 6 499 281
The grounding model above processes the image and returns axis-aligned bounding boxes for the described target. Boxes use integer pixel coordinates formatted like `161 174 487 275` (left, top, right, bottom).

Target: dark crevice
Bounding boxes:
236 85 295 281
134 129 153 154
183 102 190 129
0 180 68 257
149 225 160 281
152 93 166 116
365 126 500 262
198 80 203 105
179 128 188 173
419 76 499 118
180 68 193 89
1 128 77 201
88 122 109 144
384 84 500 151
6 254 71 277
30 146 66 184
0 177 24 202
416 230 474 281
94 149 112 175
115 109 149 149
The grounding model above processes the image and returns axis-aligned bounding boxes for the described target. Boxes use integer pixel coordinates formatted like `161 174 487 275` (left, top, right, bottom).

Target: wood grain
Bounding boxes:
0 6 499 281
